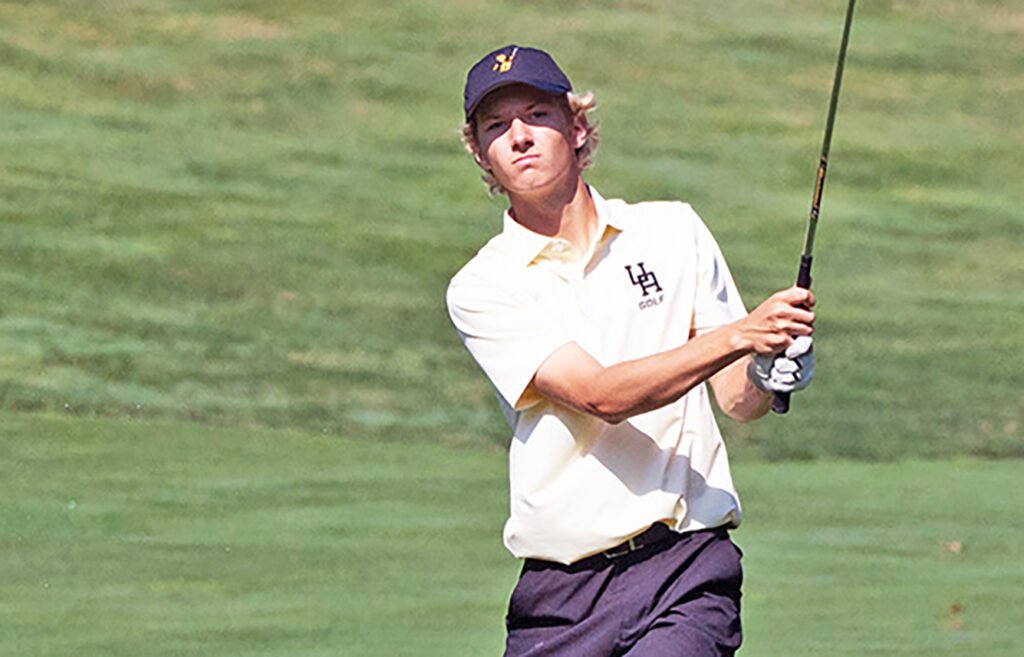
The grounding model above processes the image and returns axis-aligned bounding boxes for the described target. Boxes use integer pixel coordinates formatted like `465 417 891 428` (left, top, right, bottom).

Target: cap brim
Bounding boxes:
465 79 569 120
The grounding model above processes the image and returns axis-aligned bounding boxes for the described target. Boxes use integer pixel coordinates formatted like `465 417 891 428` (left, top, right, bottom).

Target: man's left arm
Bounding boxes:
709 333 816 422
708 354 772 422
687 211 814 422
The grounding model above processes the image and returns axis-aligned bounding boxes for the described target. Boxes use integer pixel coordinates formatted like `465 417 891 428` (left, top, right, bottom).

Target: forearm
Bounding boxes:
709 356 772 423
534 325 750 424
533 286 816 424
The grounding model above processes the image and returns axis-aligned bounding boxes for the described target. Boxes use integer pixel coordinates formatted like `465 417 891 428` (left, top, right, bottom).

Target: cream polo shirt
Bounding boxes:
446 186 748 565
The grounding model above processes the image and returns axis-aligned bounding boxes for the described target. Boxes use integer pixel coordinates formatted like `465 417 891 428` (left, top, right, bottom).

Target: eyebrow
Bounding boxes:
479 100 547 123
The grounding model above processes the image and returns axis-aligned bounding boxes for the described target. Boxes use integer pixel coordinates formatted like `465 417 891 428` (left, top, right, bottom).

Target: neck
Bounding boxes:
507 176 598 255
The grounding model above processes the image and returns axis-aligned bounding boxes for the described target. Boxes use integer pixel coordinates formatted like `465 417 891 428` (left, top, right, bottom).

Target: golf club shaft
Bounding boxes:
773 0 856 415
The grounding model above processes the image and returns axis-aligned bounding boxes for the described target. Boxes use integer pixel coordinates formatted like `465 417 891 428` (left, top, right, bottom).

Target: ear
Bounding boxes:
472 147 490 172
571 113 589 151
466 125 490 171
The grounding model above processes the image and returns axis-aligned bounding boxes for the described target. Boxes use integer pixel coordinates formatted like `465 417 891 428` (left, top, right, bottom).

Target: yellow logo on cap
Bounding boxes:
493 50 517 73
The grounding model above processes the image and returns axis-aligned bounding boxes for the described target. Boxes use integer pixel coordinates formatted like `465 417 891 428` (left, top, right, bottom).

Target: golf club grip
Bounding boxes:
771 255 813 414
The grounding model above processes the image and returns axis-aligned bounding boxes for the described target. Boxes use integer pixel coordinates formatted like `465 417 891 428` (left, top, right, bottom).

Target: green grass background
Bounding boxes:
1 0 1022 654
5 413 1022 655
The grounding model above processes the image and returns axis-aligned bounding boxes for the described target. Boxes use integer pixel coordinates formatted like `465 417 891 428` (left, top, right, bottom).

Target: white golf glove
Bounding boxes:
748 336 814 394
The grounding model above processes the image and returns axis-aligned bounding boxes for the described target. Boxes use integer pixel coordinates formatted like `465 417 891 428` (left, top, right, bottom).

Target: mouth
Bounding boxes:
512 154 539 166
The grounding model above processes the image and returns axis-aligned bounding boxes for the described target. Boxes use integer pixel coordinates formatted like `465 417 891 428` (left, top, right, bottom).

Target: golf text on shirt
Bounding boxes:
446 187 749 565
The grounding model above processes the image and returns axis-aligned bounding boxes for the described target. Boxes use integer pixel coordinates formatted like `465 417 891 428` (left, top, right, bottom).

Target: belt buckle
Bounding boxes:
604 537 639 559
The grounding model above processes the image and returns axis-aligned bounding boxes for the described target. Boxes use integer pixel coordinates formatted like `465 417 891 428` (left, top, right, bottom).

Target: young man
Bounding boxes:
446 45 816 657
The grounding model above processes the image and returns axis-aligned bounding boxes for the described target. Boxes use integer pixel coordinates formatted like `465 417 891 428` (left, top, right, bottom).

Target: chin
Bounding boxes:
508 169 573 195
501 175 548 193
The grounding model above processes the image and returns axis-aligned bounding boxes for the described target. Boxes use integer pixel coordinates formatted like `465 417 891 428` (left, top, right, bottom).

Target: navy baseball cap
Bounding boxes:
463 45 573 120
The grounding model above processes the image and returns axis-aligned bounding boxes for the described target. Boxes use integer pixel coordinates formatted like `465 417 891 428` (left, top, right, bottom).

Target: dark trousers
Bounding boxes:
504 526 743 657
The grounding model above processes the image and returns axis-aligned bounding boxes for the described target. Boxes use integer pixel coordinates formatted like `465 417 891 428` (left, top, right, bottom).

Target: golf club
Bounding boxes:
773 0 858 415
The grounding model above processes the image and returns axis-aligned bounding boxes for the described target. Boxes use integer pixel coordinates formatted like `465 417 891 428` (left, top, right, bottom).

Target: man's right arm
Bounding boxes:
532 287 815 424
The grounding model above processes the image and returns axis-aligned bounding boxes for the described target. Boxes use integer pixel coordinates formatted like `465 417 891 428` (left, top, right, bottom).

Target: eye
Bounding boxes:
531 111 548 119
485 120 505 132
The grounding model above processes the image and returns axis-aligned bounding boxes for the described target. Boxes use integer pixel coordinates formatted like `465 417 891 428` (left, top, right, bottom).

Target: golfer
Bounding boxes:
446 45 816 657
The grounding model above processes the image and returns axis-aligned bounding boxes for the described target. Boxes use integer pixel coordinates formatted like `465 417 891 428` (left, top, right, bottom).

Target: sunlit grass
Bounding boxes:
1 2 1021 451
2 413 1022 655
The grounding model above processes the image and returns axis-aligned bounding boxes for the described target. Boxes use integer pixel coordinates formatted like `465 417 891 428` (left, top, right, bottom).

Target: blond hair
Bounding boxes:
461 90 599 196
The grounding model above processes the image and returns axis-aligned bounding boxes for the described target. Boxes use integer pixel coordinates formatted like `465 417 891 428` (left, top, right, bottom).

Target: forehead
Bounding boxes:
473 84 562 120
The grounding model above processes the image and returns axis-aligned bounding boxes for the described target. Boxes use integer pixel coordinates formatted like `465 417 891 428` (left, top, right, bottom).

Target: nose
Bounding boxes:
508 117 533 152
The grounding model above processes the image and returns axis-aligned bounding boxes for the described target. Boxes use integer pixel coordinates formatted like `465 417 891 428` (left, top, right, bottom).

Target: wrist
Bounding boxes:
746 356 770 393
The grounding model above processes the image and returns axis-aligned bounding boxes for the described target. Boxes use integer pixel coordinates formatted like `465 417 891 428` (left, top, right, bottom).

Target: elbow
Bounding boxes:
578 377 670 424
732 408 768 424
718 394 770 424
600 410 632 425
718 401 744 423
581 399 633 425
542 366 645 425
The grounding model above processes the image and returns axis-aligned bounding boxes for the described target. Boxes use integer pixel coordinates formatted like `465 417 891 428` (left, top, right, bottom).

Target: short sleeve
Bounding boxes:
690 213 748 333
446 273 573 411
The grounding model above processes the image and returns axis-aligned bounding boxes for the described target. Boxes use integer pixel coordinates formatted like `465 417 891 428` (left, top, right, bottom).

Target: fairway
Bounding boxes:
1 0 1021 458
4 413 1023 655
1 0 1023 655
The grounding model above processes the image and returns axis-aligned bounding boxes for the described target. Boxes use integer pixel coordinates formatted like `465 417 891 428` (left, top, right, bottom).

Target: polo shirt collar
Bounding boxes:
500 185 623 268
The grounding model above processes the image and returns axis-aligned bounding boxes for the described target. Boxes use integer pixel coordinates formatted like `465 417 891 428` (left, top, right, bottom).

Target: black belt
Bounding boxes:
552 522 685 571
524 524 729 572
601 522 678 559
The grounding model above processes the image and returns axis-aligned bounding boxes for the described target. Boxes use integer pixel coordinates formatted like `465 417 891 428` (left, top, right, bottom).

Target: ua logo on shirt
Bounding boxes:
625 263 663 297
625 263 665 311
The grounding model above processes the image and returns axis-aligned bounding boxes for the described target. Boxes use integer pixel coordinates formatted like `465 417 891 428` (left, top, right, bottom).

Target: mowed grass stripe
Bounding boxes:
0 2 1017 457
1 0 1022 457
3 413 1023 655
1 412 514 656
